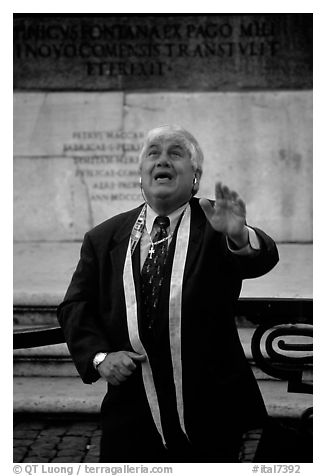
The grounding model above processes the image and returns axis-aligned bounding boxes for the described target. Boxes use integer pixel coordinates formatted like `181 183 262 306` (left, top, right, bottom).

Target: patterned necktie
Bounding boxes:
141 216 170 330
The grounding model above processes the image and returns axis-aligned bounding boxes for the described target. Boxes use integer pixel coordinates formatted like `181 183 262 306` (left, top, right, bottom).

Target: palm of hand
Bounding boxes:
210 197 246 236
199 182 247 238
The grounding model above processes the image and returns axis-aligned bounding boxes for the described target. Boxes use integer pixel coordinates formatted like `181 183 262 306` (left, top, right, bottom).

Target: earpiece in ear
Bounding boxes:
191 176 199 196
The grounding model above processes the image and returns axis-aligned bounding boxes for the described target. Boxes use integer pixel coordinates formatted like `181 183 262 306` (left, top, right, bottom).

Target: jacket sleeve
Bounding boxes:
226 226 279 280
57 232 111 384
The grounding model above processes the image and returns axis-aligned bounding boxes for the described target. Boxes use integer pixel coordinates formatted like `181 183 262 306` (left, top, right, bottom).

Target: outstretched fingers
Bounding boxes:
215 182 223 200
216 182 244 208
237 197 246 214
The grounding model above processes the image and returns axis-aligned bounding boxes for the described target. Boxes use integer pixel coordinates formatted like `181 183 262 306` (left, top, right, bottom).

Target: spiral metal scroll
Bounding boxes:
251 322 312 394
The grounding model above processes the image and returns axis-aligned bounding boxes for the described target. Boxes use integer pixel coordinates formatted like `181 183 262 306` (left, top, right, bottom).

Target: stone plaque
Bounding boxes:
13 14 312 91
14 91 312 242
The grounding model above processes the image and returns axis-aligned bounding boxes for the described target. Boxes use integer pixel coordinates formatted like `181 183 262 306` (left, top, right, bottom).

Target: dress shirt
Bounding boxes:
140 203 188 268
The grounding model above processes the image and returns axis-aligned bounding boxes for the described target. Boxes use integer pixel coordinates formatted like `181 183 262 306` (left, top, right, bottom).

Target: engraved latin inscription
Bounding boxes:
63 130 144 204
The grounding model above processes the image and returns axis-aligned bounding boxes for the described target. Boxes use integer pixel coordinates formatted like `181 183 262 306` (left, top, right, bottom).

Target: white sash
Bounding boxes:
169 205 191 438
122 204 191 446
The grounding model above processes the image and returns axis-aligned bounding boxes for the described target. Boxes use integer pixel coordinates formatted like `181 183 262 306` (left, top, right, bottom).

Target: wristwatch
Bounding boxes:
93 352 108 370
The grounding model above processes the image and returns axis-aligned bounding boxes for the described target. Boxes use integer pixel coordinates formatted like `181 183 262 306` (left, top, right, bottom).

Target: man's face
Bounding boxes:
140 131 195 213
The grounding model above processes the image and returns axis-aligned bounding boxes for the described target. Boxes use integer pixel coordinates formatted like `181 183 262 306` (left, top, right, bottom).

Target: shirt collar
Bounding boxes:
145 202 189 235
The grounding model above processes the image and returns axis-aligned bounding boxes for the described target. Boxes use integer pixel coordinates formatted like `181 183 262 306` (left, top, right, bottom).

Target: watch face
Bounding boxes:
95 353 107 367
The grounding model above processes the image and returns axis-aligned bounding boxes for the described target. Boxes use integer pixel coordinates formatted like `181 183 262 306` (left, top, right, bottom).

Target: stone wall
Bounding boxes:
14 90 312 242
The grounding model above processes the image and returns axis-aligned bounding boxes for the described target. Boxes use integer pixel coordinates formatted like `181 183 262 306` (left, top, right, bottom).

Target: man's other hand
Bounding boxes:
97 351 146 385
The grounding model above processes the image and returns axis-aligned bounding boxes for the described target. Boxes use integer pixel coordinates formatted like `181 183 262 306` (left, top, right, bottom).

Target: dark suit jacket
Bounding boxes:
57 197 279 452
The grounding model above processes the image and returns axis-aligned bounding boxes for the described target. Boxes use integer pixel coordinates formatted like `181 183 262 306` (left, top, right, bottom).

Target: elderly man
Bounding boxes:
58 125 279 462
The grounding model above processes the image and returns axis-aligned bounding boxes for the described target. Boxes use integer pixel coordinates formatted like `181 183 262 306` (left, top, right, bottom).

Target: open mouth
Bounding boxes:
154 171 173 183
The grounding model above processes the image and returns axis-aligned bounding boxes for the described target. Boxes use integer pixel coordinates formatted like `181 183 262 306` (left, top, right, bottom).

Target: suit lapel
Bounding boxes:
183 198 207 283
109 205 143 293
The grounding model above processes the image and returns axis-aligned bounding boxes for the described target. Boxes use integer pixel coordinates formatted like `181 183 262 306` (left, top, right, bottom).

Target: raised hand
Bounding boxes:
97 351 146 386
199 182 248 248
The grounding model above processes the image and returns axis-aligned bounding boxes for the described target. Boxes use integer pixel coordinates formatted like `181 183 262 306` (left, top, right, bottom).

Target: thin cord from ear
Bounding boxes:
139 177 148 203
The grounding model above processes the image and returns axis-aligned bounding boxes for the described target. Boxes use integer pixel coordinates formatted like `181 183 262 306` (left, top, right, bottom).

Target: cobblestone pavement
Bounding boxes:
13 417 312 463
13 417 264 463
14 418 101 463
